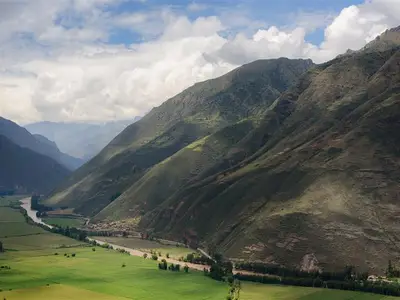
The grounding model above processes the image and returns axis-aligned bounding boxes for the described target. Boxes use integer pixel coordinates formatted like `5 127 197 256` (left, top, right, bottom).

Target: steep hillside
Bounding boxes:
95 31 400 273
133 46 400 273
45 58 314 215
0 135 70 193
0 117 82 170
26 117 141 161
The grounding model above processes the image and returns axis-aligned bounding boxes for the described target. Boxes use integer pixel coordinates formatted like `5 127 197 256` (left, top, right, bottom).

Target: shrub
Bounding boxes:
54 253 58 255
71 253 76 257
158 251 162 257
143 253 148 259
166 253 170 259
184 265 189 273
122 263 126 268
92 248 96 252
151 254 158 261
186 253 194 263
158 260 168 270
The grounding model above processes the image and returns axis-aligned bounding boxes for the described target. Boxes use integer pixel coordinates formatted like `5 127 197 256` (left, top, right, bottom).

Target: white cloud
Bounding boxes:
0 0 399 124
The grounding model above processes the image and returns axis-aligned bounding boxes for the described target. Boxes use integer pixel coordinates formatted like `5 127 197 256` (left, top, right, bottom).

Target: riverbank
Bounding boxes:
18 198 261 275
20 197 53 229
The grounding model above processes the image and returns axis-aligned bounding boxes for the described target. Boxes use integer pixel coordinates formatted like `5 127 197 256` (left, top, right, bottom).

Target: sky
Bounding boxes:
0 0 399 124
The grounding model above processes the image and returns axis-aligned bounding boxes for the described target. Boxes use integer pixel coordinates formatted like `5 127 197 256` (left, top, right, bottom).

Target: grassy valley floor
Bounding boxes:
0 196 398 299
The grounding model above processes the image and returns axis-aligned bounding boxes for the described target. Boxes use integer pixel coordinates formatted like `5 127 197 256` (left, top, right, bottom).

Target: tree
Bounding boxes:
387 260 394 277
159 259 168 270
186 253 194 262
213 253 223 263
0 241 3 252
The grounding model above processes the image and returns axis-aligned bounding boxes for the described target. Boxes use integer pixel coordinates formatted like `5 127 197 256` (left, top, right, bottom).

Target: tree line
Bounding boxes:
233 261 400 297
234 262 366 282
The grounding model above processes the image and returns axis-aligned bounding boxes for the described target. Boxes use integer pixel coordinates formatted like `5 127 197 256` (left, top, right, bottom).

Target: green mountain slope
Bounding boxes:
46 27 400 273
0 135 70 193
135 46 400 273
45 58 314 216
0 117 82 170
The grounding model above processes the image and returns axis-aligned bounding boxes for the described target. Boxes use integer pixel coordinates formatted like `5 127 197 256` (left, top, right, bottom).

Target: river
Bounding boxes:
18 197 211 271
20 197 53 229
19 197 260 275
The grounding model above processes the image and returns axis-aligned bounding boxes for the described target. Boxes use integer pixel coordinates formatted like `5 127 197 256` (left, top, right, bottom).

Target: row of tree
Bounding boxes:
158 259 189 272
234 262 366 282
49 226 88 241
180 252 213 265
204 252 400 297
31 194 52 212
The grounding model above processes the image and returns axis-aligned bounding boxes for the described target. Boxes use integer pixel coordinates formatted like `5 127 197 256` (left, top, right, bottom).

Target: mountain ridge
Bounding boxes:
0 117 83 170
44 26 400 272
45 58 314 216
0 134 70 193
25 117 141 161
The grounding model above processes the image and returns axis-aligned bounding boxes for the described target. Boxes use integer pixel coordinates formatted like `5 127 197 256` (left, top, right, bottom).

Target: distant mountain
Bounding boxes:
0 135 70 193
0 117 83 170
33 134 83 170
25 117 141 161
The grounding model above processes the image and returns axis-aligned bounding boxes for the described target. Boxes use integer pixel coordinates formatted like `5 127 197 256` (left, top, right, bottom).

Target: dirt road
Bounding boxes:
90 238 270 276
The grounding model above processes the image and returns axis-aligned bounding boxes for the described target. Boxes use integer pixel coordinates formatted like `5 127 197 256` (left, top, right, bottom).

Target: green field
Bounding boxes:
0 203 398 299
0 285 129 300
0 195 28 207
43 216 85 228
94 236 194 258
240 283 398 299
1 246 398 300
0 247 227 299
0 206 83 251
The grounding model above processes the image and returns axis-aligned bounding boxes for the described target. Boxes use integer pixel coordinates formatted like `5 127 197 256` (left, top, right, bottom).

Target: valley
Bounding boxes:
1 8 400 297
1 195 398 300
43 37 400 274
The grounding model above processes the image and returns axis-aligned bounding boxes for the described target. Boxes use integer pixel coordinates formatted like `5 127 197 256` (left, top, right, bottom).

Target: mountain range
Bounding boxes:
25 117 141 161
44 27 400 273
0 117 82 170
0 134 70 194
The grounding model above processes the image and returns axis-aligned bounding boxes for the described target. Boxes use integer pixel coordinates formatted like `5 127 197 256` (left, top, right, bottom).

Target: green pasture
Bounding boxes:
0 201 397 299
43 216 85 228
